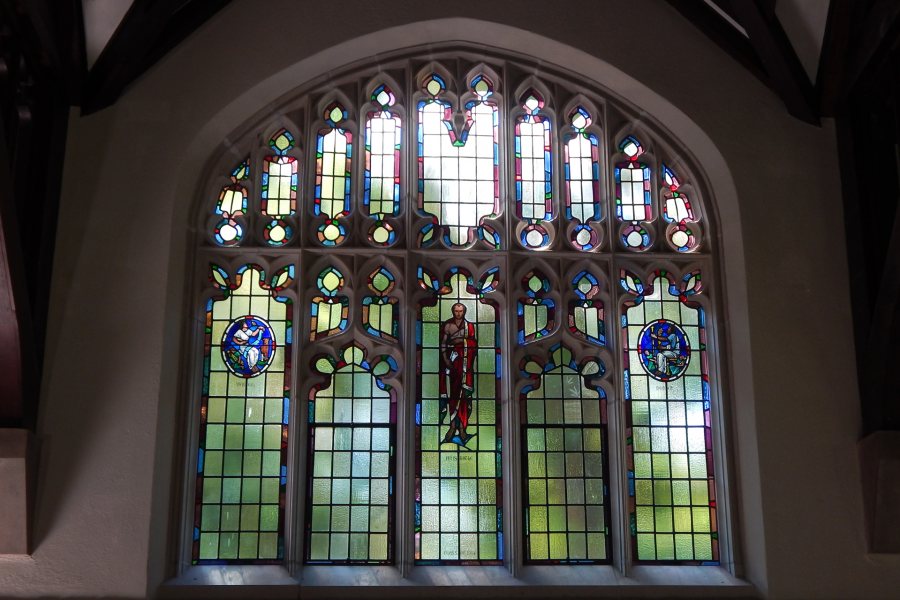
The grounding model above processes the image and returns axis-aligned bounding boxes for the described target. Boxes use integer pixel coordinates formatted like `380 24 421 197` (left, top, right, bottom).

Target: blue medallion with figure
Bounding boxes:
637 319 690 381
221 316 277 378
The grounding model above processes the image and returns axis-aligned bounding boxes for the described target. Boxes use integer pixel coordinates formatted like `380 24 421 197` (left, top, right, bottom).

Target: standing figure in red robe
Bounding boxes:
440 302 477 444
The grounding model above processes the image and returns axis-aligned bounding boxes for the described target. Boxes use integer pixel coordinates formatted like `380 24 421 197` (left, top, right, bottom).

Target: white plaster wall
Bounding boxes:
1 0 897 597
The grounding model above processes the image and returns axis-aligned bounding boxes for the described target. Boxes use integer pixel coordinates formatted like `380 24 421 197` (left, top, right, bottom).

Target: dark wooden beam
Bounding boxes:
0 102 35 428
143 0 231 79
663 0 770 88
53 0 87 105
81 0 231 115
817 0 859 116
834 115 870 390
0 0 85 105
81 0 181 114
862 145 900 431
0 2 71 429
726 0 819 124
839 0 900 107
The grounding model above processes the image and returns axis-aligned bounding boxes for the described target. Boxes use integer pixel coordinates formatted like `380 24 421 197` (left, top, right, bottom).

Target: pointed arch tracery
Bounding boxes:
188 49 722 569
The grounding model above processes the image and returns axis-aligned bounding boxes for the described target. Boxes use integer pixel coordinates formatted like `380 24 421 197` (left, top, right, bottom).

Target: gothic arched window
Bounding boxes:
186 52 723 571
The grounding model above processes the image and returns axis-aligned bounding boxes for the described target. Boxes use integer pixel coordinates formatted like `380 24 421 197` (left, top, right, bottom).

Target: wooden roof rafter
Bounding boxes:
665 0 820 125
81 0 231 115
724 0 819 125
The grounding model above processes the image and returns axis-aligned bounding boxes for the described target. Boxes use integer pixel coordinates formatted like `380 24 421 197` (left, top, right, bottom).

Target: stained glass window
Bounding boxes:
415 267 502 563
515 90 553 249
362 266 400 344
213 159 249 247
315 103 352 246
307 344 396 563
568 270 606 347
193 55 725 574
563 107 602 251
310 266 349 341
615 136 653 252
518 269 556 344
521 345 609 563
262 129 298 247
364 85 402 247
661 165 701 253
417 73 500 248
193 264 293 563
621 270 717 563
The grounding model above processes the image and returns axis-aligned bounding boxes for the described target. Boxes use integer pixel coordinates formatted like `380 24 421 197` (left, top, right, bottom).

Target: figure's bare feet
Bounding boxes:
442 430 455 444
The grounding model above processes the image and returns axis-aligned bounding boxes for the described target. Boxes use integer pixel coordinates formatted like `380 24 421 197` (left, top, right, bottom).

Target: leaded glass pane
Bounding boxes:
315 103 352 246
522 345 610 563
417 74 500 247
661 165 702 253
614 136 651 224
365 84 402 247
307 345 395 563
261 129 298 247
310 266 349 341
515 91 553 249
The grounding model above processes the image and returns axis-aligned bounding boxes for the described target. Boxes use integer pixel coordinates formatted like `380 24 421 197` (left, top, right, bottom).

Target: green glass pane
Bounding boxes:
655 506 674 532
260 505 278 531
222 478 240 503
527 452 546 477
206 425 225 449
199 533 219 560
261 479 279 503
208 397 226 421
530 533 549 560
220 505 240 531
529 480 547 505
549 533 567 559
202 478 222 504
671 454 690 479
673 507 692 532
656 534 675 560
636 533 655 560
260 533 278 559
691 480 710 505
694 534 713 560
692 507 711 533
587 533 606 560
586 505 605 531
673 480 691 505
200 505 220 531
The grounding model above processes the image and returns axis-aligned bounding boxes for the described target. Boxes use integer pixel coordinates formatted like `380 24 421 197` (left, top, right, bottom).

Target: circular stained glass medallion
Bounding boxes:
213 217 243 246
317 220 347 246
368 220 396 246
637 319 690 381
221 316 277 378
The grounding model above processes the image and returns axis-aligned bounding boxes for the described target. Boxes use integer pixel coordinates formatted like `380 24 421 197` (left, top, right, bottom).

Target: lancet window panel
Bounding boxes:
512 86 555 251
299 253 404 565
191 261 295 564
306 343 398 564
414 262 503 564
519 344 611 564
188 51 726 575
363 82 405 248
660 163 704 253
562 102 604 252
620 267 718 564
415 68 503 250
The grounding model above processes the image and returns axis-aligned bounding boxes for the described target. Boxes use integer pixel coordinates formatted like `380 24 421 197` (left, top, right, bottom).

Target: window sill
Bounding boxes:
160 564 755 598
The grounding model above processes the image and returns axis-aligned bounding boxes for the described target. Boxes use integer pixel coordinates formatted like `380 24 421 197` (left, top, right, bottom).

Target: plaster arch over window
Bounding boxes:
172 18 759 592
